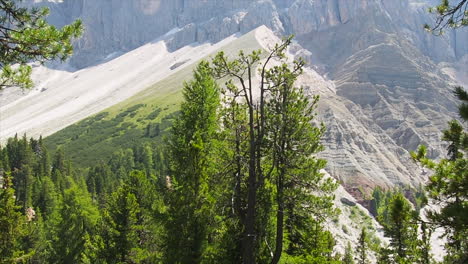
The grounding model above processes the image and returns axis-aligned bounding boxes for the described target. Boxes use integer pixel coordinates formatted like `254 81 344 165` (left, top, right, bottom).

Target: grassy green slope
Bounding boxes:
44 30 263 167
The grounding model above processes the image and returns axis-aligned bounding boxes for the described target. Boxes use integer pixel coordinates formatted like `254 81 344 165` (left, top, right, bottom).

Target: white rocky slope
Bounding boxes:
0 30 241 140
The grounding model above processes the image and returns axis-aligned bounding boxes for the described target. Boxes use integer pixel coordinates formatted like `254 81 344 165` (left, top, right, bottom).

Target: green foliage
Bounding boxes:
146 107 162 120
454 86 468 121
412 119 468 263
356 228 368 264
44 105 177 167
51 181 100 263
442 120 467 161
42 19 268 168
371 187 429 264
164 61 220 263
0 174 28 263
100 185 141 263
0 0 83 89
0 32 341 263
425 0 468 34
342 242 355 264
384 193 418 261
210 36 338 263
0 125 167 263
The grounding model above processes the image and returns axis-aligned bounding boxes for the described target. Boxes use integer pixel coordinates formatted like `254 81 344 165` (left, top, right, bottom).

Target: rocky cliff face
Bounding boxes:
29 0 467 68
29 0 283 67
26 0 467 197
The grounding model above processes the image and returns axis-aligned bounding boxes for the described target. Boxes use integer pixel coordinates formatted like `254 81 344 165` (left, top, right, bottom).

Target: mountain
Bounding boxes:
25 0 466 68
3 0 466 199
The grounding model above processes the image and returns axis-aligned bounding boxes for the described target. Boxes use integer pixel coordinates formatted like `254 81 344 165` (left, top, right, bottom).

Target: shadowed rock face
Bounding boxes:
25 0 466 196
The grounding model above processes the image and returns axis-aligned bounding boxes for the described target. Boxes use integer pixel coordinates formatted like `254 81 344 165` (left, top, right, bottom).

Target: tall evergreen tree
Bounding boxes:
0 174 27 263
100 185 140 263
342 242 355 264
413 136 467 263
265 61 336 264
12 164 33 209
50 181 100 263
165 61 220 263
413 85 468 263
356 228 368 264
100 170 163 263
51 148 68 192
212 36 337 263
380 192 420 263
33 176 60 220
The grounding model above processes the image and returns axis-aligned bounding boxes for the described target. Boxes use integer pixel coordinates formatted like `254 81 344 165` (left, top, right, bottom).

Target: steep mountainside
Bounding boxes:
27 0 466 68
3 0 465 197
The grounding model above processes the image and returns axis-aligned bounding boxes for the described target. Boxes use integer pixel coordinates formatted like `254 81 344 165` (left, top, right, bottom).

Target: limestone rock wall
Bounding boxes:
28 0 467 68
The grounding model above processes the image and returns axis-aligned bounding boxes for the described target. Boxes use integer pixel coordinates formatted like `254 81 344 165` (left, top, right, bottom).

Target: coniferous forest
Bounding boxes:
1 44 467 264
0 0 467 263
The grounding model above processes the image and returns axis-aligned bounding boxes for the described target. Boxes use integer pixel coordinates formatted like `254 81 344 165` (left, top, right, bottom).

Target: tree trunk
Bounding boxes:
242 63 258 264
243 113 257 264
271 169 284 264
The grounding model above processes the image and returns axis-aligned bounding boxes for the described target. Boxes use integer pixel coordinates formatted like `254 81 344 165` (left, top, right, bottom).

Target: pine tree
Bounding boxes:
51 148 67 192
100 185 140 263
454 86 468 121
0 174 27 263
12 163 33 209
418 222 433 264
380 192 420 263
50 181 100 263
165 61 220 263
212 36 337 263
86 162 112 197
141 144 154 177
356 228 368 264
0 0 83 89
412 117 468 263
343 242 355 264
425 0 468 34
25 211 49 263
265 60 336 264
34 176 60 220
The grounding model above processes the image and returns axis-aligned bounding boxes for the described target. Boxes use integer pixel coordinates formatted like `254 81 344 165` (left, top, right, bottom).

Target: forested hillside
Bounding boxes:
1 0 467 263
2 42 466 263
